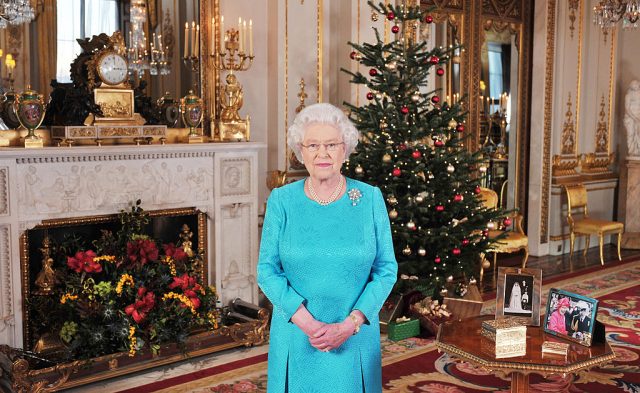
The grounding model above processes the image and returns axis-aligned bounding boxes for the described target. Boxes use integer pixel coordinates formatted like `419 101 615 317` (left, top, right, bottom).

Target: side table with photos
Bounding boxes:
435 315 615 393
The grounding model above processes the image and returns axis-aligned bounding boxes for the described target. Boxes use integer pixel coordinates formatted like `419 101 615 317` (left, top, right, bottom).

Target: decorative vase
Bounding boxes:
180 90 204 143
14 85 46 148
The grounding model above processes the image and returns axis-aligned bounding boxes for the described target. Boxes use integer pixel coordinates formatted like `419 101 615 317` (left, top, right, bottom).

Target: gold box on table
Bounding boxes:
480 318 527 358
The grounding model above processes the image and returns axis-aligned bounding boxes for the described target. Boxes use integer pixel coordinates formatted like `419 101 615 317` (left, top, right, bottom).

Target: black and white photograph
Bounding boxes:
495 267 543 326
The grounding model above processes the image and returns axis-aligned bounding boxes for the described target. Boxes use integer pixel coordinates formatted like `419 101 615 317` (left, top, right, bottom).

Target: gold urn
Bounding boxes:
180 90 204 143
14 85 46 148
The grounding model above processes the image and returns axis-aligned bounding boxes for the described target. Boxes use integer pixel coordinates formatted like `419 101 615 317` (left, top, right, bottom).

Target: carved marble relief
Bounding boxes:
0 167 8 216
221 158 251 196
0 225 12 332
17 158 214 219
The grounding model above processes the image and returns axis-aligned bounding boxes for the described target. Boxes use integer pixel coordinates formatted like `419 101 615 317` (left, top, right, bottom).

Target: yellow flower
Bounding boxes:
162 292 196 314
60 293 78 304
128 325 137 357
116 274 135 295
93 255 116 263
161 256 177 276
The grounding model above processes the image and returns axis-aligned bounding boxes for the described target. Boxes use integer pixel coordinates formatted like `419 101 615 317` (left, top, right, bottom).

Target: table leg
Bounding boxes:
510 372 529 393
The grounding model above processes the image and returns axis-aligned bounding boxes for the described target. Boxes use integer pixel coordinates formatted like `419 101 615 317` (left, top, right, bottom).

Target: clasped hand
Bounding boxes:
308 321 354 352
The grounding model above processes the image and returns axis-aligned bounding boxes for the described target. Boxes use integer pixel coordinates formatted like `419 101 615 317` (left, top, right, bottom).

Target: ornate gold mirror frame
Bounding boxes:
421 0 532 217
200 0 219 138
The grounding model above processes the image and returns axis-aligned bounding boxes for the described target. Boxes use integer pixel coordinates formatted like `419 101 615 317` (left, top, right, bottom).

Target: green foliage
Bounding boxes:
343 2 506 296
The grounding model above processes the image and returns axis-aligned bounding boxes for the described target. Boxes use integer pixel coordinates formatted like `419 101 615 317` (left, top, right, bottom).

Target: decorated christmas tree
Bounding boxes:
343 2 506 296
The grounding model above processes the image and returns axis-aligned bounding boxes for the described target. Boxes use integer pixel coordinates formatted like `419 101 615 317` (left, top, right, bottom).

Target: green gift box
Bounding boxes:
387 318 420 341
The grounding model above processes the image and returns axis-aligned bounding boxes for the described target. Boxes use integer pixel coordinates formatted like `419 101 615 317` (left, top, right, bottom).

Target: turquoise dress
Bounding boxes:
257 178 397 393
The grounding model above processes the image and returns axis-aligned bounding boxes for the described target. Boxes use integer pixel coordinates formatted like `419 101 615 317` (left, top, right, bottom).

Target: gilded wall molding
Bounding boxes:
561 94 577 155
541 0 558 244
595 95 608 153
607 29 616 154
481 0 522 20
567 0 580 39
574 0 584 150
0 225 12 332
317 0 323 102
0 167 8 216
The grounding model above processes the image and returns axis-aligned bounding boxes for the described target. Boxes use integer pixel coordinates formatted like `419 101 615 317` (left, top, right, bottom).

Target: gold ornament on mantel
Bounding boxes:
14 85 46 148
180 90 204 143
34 235 57 295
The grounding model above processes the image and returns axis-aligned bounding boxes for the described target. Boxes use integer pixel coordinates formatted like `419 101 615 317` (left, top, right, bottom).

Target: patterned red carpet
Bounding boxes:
119 259 640 393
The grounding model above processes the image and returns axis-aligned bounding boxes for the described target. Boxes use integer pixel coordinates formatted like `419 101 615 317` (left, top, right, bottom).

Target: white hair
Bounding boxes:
287 103 359 163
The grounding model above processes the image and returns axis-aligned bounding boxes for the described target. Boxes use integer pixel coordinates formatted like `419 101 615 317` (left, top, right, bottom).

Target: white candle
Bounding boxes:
220 16 225 50
184 22 189 58
242 20 247 53
238 17 243 53
191 21 196 57
194 24 200 56
249 19 253 56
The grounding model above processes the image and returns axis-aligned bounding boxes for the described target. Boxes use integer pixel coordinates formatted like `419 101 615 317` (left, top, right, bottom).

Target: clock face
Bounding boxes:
97 52 128 86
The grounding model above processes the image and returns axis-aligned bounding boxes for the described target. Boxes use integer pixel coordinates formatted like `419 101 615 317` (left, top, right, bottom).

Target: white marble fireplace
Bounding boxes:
0 142 265 348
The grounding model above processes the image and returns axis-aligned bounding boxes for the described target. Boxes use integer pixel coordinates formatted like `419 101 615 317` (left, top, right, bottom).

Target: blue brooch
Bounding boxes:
348 188 362 206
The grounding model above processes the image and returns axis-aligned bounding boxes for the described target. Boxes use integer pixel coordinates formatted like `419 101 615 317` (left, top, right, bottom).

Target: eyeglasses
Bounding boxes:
300 142 344 152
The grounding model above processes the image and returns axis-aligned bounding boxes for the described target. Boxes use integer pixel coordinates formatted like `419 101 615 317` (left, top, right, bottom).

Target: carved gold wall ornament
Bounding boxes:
568 0 581 39
561 94 577 155
595 95 609 153
580 152 614 174
34 235 57 295
552 155 580 177
296 78 308 114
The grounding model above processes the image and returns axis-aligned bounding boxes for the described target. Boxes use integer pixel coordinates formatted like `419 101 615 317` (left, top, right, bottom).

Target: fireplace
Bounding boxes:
0 142 265 348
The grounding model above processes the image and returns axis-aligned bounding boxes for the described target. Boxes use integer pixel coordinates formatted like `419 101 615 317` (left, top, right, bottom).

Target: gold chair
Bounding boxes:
563 184 623 265
478 187 529 282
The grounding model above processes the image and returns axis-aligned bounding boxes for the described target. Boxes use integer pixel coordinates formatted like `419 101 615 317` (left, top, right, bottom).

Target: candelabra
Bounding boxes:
183 21 200 73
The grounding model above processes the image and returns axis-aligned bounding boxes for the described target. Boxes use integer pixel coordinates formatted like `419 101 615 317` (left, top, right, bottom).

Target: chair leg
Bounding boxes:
583 235 590 256
522 247 529 268
618 231 623 261
570 232 576 259
599 233 605 265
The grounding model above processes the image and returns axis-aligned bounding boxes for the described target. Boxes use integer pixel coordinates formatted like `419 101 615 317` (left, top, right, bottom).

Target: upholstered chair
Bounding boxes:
478 187 529 282
563 184 623 265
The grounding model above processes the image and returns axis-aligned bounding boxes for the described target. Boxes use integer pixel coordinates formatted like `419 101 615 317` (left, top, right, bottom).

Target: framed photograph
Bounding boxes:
496 267 542 326
543 288 599 347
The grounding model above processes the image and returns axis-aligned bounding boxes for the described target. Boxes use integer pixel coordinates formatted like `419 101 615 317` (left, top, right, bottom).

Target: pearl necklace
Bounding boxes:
307 176 344 206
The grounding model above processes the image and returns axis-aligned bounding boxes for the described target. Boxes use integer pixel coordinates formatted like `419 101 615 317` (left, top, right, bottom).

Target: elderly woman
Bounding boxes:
257 102 397 392
547 297 571 335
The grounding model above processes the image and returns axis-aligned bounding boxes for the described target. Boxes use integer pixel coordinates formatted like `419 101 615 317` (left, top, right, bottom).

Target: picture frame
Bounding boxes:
495 267 542 326
543 288 599 347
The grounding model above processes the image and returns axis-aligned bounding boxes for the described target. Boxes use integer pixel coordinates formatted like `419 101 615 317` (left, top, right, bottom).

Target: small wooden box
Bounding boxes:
443 283 483 320
481 318 527 358
387 318 420 341
379 294 405 333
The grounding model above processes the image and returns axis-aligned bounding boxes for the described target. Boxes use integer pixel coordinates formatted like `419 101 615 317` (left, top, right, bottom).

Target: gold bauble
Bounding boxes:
407 220 416 230
402 245 412 255
355 165 364 174
448 119 458 129
446 275 454 283
387 195 398 205
382 153 392 163
482 259 491 269
447 164 455 173
415 195 424 203
389 209 398 219
411 93 421 102
418 247 426 256
386 61 397 70
487 221 496 230
371 10 379 22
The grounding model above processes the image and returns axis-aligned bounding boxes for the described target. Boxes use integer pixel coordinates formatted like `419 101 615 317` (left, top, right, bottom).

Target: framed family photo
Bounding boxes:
543 288 599 347
496 267 542 326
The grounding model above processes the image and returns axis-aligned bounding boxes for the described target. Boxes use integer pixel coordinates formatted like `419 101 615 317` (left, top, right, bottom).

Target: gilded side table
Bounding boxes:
435 315 615 393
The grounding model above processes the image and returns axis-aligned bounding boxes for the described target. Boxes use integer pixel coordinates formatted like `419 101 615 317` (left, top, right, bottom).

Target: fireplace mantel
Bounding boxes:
0 142 266 348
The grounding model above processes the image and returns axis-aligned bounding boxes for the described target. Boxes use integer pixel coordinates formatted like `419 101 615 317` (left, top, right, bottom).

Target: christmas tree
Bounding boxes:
343 2 506 296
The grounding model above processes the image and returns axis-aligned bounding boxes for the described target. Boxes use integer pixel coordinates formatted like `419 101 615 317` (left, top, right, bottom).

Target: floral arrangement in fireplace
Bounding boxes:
27 201 219 360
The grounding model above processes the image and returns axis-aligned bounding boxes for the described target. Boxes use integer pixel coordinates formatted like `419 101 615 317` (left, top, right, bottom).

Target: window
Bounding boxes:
487 42 503 100
56 0 119 83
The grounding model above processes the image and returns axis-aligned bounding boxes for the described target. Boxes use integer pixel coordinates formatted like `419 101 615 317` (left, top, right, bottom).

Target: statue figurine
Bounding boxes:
219 73 244 122
624 80 640 157
35 236 57 295
180 224 195 258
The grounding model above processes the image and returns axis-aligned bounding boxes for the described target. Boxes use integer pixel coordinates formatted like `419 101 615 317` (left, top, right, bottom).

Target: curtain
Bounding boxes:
36 0 57 97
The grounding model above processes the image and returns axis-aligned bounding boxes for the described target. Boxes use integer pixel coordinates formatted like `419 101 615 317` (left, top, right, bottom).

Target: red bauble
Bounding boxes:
454 194 463 202
435 205 445 212
434 140 444 147
462 238 470 246
369 68 378 77
430 55 439 64
401 106 409 114
387 11 395 20
482 229 489 236
436 67 445 76
434 257 442 263
366 92 374 100
392 168 401 177
398 143 407 150
412 150 422 159
431 96 440 104
391 25 400 34
474 186 481 194
452 248 461 256
350 51 357 60
456 124 466 132
425 15 434 23
504 217 513 227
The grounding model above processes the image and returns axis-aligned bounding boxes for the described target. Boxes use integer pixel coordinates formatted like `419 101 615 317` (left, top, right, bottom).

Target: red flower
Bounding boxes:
169 273 203 310
162 243 188 262
67 250 102 274
125 287 156 324
126 239 159 267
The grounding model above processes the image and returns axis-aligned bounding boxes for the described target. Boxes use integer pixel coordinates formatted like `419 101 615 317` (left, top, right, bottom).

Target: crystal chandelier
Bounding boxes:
593 0 640 30
0 0 36 28
128 0 169 77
